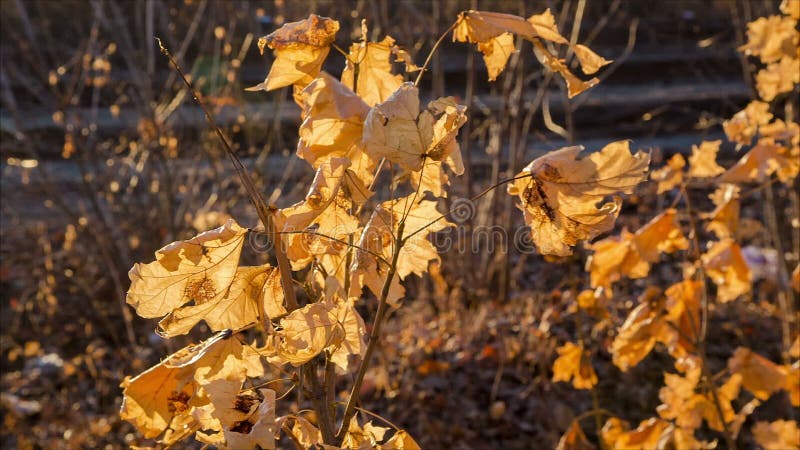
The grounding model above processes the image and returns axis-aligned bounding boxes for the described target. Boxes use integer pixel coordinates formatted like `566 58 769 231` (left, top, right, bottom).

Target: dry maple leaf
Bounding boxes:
753 420 800 450
702 184 740 239
720 138 799 184
687 140 725 178
476 33 515 81
723 100 773 146
556 421 595 450
739 15 798 64
611 282 699 371
701 239 752 303
602 418 673 450
248 14 339 92
552 341 598 390
362 83 467 173
127 219 247 320
296 72 371 167
157 265 284 338
727 347 788 400
650 153 685 194
268 301 345 367
350 194 452 305
507 141 650 256
572 44 613 75
340 25 411 107
586 208 687 290
120 330 263 439
453 9 606 95
341 417 391 449
783 0 800 18
275 158 360 270
756 56 800 101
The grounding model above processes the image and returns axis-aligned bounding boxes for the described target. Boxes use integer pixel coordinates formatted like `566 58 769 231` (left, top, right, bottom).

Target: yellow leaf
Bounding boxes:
271 301 344 366
753 420 800 450
222 389 276 450
362 83 467 173
297 73 371 167
556 421 595 450
248 14 339 92
687 140 725 178
453 9 599 97
276 159 360 270
410 159 450 198
157 265 284 338
723 100 773 146
290 416 323 448
727 347 787 400
127 219 247 320
586 229 649 290
739 15 798 64
527 9 569 44
341 33 402 107
720 138 799 184
650 153 685 194
633 208 688 262
657 366 705 430
756 56 800 101
532 42 599 98
476 33 515 81
508 141 650 256
453 10 540 43
342 417 391 450
120 330 260 439
327 296 368 371
702 184 740 239
552 342 598 390
702 239 752 302
380 430 422 450
608 418 672 449
572 44 612 75
782 0 800 19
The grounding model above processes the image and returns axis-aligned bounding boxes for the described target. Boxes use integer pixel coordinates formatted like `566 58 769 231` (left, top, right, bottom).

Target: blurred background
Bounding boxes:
0 0 787 448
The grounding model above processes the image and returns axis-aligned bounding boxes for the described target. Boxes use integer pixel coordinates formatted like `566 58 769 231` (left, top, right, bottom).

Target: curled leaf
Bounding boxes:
701 239 752 303
249 14 339 92
508 141 650 256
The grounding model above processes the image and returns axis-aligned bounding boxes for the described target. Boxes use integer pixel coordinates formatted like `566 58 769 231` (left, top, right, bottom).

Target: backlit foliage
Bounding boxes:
120 8 619 448
551 1 799 447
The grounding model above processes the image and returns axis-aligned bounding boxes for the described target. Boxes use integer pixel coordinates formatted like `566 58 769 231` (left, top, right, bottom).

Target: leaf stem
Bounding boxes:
414 21 459 87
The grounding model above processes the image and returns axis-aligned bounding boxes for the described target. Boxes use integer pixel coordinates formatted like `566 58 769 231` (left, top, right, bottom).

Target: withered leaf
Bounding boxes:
508 141 650 256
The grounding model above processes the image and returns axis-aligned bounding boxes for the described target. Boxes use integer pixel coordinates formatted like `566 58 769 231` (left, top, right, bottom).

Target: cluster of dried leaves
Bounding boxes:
548 2 800 449
120 8 621 449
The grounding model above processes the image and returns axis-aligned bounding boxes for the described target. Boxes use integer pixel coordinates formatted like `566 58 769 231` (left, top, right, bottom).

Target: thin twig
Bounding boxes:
155 38 298 311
